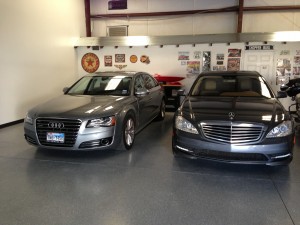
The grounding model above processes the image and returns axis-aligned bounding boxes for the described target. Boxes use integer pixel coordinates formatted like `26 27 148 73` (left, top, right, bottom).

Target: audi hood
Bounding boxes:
27 95 132 119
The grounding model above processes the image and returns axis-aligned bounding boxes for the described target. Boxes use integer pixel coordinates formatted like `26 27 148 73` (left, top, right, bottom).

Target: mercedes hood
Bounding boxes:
180 96 288 125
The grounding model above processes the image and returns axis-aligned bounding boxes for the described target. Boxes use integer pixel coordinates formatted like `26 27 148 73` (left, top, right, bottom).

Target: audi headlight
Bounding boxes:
24 113 33 125
86 116 116 128
266 121 292 138
175 116 198 134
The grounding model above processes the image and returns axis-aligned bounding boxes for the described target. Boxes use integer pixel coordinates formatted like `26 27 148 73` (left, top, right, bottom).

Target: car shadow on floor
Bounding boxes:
33 147 133 165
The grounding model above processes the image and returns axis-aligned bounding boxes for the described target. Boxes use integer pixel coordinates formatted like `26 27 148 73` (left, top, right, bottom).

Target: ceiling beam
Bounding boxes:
91 6 238 19
90 5 300 19
84 0 91 37
237 0 244 33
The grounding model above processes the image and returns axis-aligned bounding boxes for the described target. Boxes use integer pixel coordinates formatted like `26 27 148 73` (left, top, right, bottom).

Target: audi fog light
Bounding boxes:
86 116 116 128
25 113 33 125
175 116 198 134
266 121 292 138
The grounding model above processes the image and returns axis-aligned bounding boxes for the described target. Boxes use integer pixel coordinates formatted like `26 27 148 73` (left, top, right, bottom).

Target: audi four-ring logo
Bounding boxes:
48 122 64 129
228 112 235 120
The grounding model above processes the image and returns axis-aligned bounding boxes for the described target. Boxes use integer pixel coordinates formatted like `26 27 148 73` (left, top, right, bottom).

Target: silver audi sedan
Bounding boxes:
24 71 165 151
172 71 295 166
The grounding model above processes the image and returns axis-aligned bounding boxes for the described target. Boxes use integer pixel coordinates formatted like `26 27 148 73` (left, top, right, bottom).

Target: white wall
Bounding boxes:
0 0 86 125
90 0 300 37
76 42 300 109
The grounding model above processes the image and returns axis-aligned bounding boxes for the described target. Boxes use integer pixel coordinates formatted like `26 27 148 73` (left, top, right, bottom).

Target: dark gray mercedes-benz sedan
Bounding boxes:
24 71 165 151
172 71 294 166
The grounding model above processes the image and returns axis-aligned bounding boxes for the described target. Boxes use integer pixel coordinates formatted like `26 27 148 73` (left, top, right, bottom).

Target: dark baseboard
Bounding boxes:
0 119 24 129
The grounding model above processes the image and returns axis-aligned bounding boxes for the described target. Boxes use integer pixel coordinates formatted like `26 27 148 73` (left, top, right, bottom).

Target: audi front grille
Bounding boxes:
200 121 264 144
36 118 81 147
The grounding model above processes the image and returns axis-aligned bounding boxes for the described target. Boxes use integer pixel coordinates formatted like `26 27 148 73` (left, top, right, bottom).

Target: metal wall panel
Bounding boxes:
74 32 300 47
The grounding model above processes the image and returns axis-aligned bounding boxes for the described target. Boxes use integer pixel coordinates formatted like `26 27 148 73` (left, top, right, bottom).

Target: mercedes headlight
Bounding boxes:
175 116 198 134
266 121 292 138
86 116 116 128
24 113 33 125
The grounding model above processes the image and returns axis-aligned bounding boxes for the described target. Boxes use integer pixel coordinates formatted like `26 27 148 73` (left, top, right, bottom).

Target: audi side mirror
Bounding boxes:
63 87 69 94
135 88 149 97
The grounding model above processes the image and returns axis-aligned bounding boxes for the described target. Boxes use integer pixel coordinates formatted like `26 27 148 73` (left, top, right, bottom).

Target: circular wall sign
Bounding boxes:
140 55 150 64
130 55 138 63
81 53 100 73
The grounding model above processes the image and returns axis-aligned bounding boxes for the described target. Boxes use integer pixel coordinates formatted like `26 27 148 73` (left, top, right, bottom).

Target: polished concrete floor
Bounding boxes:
1 112 300 225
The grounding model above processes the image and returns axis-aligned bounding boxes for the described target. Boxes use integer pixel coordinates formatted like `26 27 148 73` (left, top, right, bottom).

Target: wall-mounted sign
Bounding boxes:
130 55 138 63
228 49 241 57
213 66 226 71
104 55 112 67
216 54 224 60
140 55 150 64
178 51 190 60
108 0 127 10
81 53 100 73
187 61 200 74
245 45 274 50
202 51 211 72
194 51 201 59
115 65 127 70
227 58 240 71
280 50 290 55
115 54 125 63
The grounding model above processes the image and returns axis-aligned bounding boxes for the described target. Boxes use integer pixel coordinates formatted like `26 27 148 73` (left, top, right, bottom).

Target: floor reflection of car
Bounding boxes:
24 71 165 151
172 71 295 166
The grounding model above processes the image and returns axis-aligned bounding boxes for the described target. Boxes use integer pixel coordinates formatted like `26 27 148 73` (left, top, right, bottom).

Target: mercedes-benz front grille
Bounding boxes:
200 121 264 144
36 118 81 147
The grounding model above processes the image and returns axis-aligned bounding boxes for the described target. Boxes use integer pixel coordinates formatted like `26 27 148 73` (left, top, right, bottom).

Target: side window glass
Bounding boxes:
149 75 159 87
143 74 156 89
134 75 145 92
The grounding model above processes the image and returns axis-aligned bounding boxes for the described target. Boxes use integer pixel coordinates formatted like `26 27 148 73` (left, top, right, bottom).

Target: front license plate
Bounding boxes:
46 132 65 143
172 89 178 96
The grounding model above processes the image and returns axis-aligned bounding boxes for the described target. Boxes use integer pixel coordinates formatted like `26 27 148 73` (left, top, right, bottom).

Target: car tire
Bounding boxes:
156 99 166 121
119 113 135 150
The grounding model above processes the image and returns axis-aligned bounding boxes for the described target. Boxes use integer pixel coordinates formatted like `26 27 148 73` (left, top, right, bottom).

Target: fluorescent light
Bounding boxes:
125 36 150 46
271 31 300 42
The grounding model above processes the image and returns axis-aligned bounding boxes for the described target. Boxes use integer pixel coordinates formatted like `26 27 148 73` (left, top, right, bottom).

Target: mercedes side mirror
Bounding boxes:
280 84 289 91
277 91 287 98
